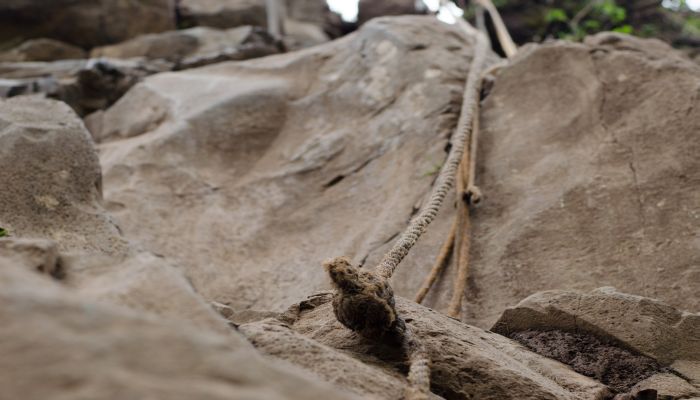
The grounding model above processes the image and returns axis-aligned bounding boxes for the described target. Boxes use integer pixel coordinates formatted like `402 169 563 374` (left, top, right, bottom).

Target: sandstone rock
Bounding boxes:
90 26 280 65
493 288 700 366
0 96 127 254
0 38 86 62
0 58 172 115
632 373 699 399
283 19 330 50
0 0 176 48
493 287 700 391
0 259 361 400
0 237 61 277
178 0 267 29
96 16 496 315
239 293 611 399
403 32 700 327
358 0 428 25
285 0 329 25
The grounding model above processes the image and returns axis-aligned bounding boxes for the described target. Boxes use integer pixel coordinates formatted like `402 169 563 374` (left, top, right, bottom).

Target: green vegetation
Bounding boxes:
468 0 700 49
0 227 7 237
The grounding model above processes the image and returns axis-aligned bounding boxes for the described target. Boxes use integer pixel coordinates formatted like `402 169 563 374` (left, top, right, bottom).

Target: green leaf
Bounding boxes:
0 227 7 237
545 8 569 23
613 24 633 34
583 19 601 31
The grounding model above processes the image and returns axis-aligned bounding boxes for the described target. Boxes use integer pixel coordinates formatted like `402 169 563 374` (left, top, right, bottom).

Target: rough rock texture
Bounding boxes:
285 0 329 25
0 38 86 62
283 19 330 50
0 95 361 400
0 96 127 254
0 259 361 400
178 0 267 29
0 0 176 48
90 26 280 66
358 0 427 25
406 31 700 327
96 16 495 315
0 58 172 115
0 237 62 278
493 287 700 393
239 294 611 400
509 330 664 393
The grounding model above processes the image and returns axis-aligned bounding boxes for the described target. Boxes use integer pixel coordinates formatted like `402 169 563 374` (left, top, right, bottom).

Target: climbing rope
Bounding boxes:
324 10 490 400
374 31 489 282
415 0 517 319
324 1 518 397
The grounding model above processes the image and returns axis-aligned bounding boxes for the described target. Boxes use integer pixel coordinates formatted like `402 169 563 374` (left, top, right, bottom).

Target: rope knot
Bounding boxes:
323 257 404 340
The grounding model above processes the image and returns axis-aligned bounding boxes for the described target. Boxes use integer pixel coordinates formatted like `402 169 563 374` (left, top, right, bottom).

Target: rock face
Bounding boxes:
0 259 361 400
1 12 698 399
90 26 280 67
96 16 491 315
0 38 86 62
178 0 267 29
0 96 126 254
0 29 279 116
0 59 172 116
0 94 358 400
0 0 176 48
358 0 428 25
403 32 700 327
240 294 611 400
493 287 700 396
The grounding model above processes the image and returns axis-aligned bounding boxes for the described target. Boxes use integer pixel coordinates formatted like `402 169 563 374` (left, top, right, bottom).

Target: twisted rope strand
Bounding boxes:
375 31 489 281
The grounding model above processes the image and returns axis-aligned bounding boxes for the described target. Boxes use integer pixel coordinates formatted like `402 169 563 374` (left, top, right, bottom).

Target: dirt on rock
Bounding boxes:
511 330 665 394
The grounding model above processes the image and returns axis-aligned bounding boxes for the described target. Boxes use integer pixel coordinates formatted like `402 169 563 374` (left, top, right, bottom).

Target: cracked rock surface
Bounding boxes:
96 16 492 314
405 31 700 328
0 15 698 400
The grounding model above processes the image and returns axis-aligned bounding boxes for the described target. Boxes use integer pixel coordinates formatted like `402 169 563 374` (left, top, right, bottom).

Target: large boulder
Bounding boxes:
0 0 176 48
0 258 361 400
90 26 280 65
239 293 612 399
0 96 127 254
358 0 428 26
492 287 700 396
0 38 86 62
0 58 171 116
285 0 329 25
399 32 700 327
95 16 495 315
0 95 358 399
178 0 267 29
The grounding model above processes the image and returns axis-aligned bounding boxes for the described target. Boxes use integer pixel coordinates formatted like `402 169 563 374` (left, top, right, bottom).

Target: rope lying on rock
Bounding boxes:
416 0 516 318
375 31 489 282
324 21 490 399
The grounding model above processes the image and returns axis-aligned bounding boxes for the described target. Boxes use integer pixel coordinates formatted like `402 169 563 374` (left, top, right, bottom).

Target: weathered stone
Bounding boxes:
178 0 267 29
285 0 329 25
90 26 280 65
0 0 176 48
0 58 172 115
402 32 700 327
358 0 428 25
283 19 330 50
0 38 86 62
632 373 699 399
239 294 611 399
0 259 361 400
0 96 128 254
0 237 61 277
96 16 496 315
493 287 700 389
